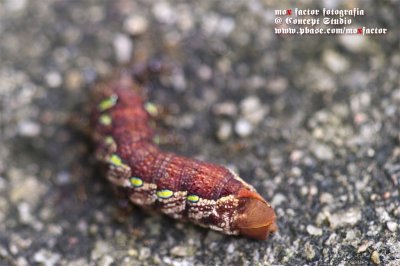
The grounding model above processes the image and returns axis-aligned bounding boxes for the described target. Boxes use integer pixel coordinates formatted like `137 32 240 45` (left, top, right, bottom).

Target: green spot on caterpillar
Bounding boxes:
156 189 173 199
144 102 158 116
164 172 169 178
130 177 143 187
98 94 118 111
104 136 114 145
110 154 122 166
99 114 112 126
187 195 200 203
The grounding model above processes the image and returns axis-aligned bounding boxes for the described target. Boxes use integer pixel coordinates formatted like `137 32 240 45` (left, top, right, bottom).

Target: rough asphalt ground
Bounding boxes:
0 1 399 265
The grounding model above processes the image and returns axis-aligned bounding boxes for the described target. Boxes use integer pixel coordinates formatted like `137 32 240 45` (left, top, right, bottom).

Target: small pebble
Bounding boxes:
152 2 174 24
339 34 368 53
45 71 62 88
177 10 194 32
91 241 112 261
33 249 61 266
271 193 286 206
386 221 397 232
371 250 381 264
18 120 41 137
113 34 132 64
290 166 302 177
197 65 212 81
370 194 379 201
124 15 148 36
357 240 373 253
18 202 33 224
213 101 237 116
139 247 151 260
307 225 323 236
201 13 219 35
127 249 138 257
345 230 356 241
217 16 235 36
5 0 27 12
170 245 193 257
328 207 362 229
268 149 284 167
247 75 265 90
382 192 391 200
171 68 186 92
300 186 308 196
227 243 235 253
350 92 371 112
267 77 287 95
56 171 71 185
217 58 231 74
252 250 260 262
98 255 114 266
367 148 375 157
324 233 337 246
312 143 334 161
9 244 18 255
16 257 29 266
309 185 318 196
290 150 304 162
235 118 253 137
304 242 316 260
240 96 268 125
0 246 9 258
65 70 83 92
216 121 232 141
323 49 350 74
319 192 334 205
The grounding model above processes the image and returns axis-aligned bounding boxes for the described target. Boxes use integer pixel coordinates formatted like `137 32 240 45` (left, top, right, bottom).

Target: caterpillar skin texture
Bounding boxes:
91 71 277 240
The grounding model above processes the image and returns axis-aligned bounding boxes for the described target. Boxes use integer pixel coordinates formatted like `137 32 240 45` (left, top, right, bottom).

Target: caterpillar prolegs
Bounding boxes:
91 69 277 240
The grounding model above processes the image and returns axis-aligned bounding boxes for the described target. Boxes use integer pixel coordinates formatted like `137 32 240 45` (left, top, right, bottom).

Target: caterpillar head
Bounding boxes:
235 188 277 240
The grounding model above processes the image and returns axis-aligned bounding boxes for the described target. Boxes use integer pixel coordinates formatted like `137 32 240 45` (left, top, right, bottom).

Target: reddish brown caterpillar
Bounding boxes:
91 69 277 240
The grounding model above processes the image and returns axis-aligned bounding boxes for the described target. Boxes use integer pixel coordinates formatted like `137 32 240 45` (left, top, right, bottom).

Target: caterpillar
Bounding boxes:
91 68 277 240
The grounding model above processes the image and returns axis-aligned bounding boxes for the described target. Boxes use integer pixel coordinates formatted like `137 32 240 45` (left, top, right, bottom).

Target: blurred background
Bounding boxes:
0 0 399 265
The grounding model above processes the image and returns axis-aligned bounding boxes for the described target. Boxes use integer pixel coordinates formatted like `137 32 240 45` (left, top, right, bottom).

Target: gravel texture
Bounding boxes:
1 1 399 265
